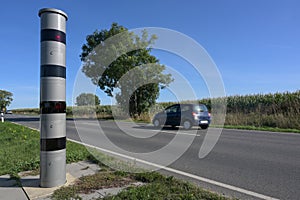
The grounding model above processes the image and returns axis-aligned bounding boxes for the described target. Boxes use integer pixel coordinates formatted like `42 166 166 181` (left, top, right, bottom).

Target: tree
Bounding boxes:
80 23 173 117
76 93 100 106
0 90 13 111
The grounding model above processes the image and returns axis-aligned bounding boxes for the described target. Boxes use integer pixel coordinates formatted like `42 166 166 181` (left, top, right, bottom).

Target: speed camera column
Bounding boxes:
38 8 68 188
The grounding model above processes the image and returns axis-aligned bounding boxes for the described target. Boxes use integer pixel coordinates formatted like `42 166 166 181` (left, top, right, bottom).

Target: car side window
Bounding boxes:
199 105 208 112
181 105 191 112
166 105 179 113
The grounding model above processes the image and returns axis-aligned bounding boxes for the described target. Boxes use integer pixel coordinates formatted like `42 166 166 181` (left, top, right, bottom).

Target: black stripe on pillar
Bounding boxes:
41 65 66 78
41 29 66 44
40 137 66 151
40 101 66 114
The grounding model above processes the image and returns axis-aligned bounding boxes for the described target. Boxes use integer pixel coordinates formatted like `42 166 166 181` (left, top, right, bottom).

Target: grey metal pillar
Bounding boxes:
38 8 68 188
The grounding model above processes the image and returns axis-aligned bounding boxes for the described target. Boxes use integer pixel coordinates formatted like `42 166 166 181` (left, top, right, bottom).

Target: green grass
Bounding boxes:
0 122 92 177
0 122 40 176
126 172 229 200
52 171 230 200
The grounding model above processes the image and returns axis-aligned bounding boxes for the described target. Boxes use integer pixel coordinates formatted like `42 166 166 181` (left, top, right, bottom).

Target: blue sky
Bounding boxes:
1 0 299 109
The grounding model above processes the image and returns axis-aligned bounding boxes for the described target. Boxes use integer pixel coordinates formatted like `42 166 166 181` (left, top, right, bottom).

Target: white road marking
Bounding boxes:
68 138 279 200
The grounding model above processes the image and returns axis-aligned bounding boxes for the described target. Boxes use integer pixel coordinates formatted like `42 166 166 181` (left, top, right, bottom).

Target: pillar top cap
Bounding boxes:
38 8 68 20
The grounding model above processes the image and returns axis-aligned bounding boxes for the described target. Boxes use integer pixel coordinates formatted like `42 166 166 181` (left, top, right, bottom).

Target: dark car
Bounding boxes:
152 103 211 130
5 110 13 114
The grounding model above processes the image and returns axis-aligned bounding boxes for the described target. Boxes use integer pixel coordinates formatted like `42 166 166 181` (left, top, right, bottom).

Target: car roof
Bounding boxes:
166 103 206 108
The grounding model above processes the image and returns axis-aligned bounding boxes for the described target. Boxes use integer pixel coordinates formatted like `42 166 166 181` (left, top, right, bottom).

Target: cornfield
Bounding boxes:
199 90 300 129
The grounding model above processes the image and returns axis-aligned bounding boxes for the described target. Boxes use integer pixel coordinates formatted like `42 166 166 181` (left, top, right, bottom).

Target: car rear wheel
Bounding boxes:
200 125 208 129
153 119 161 128
183 120 192 130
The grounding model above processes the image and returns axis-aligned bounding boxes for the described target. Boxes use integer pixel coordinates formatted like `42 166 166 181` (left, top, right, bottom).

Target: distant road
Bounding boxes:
6 114 300 200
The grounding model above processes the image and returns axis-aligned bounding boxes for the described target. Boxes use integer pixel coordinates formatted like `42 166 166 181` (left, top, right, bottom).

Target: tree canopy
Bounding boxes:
76 93 100 106
80 23 173 116
0 90 13 111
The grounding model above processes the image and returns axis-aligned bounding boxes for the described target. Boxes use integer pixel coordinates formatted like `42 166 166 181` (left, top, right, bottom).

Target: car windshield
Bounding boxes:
194 105 208 112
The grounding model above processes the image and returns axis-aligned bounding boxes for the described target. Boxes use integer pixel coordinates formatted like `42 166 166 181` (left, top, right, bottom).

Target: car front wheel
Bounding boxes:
183 120 192 130
153 119 161 128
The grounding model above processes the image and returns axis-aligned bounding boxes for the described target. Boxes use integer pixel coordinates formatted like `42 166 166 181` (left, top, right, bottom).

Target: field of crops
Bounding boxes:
200 90 300 129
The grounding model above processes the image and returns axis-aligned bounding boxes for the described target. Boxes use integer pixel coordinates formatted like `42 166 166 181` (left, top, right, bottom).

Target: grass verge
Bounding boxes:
52 171 230 200
0 121 92 178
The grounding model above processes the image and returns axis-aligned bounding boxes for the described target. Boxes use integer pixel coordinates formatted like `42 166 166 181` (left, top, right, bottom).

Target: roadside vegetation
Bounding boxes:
13 90 300 132
11 107 40 115
0 122 231 199
53 171 229 200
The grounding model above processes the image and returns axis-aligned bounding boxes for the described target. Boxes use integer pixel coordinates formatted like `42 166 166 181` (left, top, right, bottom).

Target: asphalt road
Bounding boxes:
6 114 300 200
